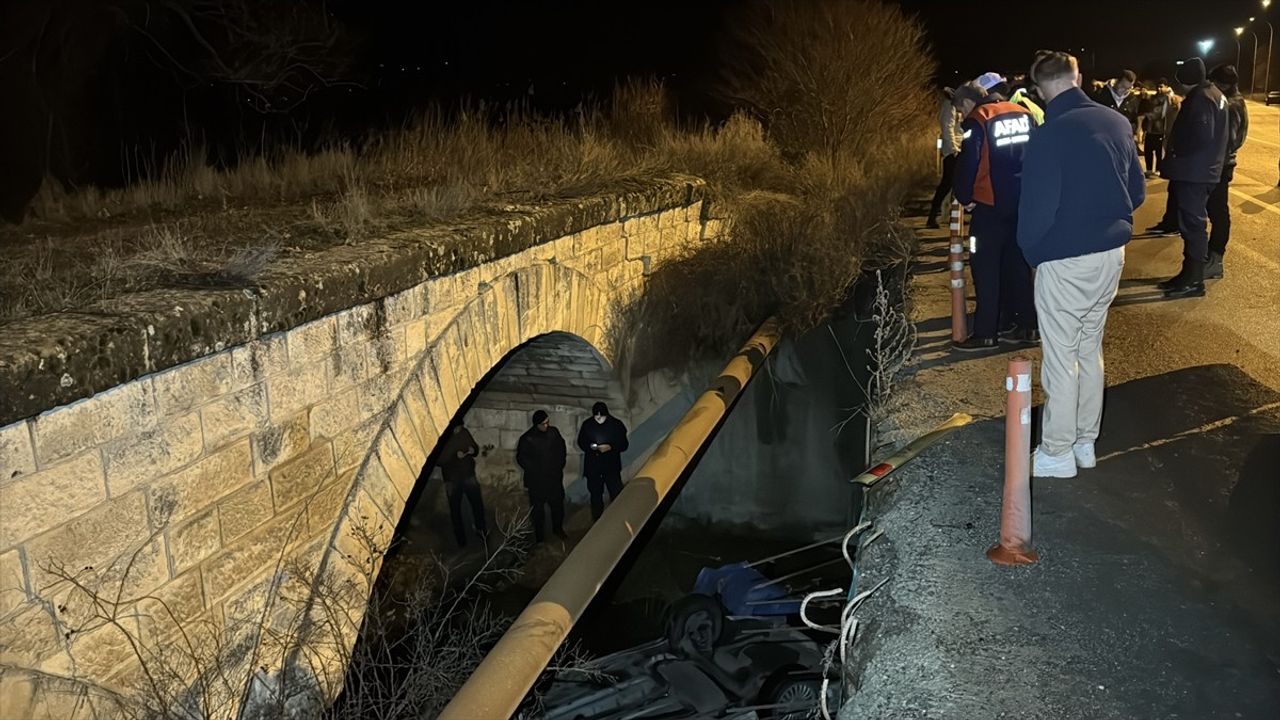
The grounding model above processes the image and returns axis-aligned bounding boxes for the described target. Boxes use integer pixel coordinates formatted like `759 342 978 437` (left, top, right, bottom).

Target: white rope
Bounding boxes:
840 521 873 569
799 588 845 633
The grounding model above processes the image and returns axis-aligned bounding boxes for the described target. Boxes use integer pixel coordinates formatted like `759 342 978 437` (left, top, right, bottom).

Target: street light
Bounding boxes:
1237 27 1245 71
1244 28 1263 93
1198 38 1215 56
1266 1 1278 95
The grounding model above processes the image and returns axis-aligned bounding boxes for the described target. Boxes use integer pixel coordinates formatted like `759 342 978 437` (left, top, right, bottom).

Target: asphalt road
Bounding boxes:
844 100 1280 719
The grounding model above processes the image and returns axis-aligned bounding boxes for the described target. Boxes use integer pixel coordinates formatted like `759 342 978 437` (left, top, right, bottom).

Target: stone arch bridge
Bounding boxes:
0 178 718 716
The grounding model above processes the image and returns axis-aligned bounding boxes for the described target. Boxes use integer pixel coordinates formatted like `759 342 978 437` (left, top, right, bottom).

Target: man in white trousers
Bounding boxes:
1016 50 1147 478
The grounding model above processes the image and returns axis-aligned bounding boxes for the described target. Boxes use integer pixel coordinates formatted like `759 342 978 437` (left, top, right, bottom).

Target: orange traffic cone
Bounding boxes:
987 355 1039 566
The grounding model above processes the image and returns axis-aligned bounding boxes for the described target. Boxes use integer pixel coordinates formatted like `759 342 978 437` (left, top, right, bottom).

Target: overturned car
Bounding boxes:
536 594 839 720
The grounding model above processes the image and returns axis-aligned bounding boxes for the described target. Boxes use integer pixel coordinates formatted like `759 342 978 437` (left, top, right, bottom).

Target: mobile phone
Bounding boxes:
591 443 599 449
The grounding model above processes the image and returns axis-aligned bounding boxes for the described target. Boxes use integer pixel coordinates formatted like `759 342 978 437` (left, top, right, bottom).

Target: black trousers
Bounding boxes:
446 476 487 547
1170 180 1214 264
527 485 565 541
1158 187 1179 229
1207 167 1234 257
967 205 1036 339
586 471 624 520
1143 134 1164 174
929 154 957 221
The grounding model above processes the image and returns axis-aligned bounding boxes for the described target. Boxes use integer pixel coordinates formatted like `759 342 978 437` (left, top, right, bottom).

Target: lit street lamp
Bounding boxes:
1263 0 1277 95
1198 38 1215 57
1237 27 1245 70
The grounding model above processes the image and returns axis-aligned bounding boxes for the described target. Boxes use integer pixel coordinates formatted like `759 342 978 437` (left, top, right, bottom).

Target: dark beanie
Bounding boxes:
532 409 548 426
1176 57 1206 86
592 401 609 416
1209 63 1239 87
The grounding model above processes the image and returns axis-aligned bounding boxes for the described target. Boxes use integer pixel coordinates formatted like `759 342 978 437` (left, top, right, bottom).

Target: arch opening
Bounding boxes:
326 330 629 715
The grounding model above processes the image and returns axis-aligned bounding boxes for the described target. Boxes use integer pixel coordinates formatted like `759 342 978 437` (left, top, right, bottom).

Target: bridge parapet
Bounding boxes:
0 177 711 716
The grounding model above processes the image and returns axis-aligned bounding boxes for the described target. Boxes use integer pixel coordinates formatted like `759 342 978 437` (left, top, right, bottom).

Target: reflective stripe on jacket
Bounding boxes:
954 98 1033 214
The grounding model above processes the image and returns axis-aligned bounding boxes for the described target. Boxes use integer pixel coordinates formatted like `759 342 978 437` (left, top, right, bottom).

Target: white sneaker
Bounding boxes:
1032 447 1077 478
1073 442 1097 469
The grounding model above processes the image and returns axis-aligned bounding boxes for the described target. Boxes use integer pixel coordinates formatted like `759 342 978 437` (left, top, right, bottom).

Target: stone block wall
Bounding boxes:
463 333 627 492
0 178 712 717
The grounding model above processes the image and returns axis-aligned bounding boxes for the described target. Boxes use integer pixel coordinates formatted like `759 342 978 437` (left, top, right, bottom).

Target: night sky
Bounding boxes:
345 0 1275 100
3 0 1276 214
901 0 1274 83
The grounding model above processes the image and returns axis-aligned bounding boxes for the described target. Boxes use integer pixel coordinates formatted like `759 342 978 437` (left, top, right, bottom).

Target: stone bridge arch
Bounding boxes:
296 261 621 685
0 179 712 717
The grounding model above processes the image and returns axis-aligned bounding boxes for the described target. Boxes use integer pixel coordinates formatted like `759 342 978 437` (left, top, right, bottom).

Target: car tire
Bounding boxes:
758 671 824 720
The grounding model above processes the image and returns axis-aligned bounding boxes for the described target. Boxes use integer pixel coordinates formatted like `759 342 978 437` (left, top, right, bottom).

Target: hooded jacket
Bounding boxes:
577 407 629 476
1160 59 1230 184
1219 84 1249 170
1016 87 1146 267
954 95 1033 216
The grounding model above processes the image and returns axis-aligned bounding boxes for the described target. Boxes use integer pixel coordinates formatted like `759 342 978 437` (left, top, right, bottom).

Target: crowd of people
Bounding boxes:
437 401 631 547
929 49 1249 479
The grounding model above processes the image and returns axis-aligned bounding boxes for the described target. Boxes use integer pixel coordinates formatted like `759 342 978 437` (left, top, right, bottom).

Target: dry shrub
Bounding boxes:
9 0 935 362
621 0 935 371
721 0 936 166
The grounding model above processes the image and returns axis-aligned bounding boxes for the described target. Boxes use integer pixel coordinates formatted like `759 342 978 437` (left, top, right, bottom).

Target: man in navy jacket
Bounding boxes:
1158 57 1229 297
1017 51 1146 479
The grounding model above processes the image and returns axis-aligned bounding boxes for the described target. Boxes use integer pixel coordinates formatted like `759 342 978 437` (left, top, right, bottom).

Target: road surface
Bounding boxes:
844 100 1280 719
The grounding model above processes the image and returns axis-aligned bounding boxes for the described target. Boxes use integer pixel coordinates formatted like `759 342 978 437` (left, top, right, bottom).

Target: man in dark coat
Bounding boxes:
516 409 568 542
438 423 487 547
577 401 629 520
1205 64 1249 280
1158 57 1230 297
1092 69 1141 134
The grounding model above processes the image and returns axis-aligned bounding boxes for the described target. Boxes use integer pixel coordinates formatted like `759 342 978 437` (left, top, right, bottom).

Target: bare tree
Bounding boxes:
126 0 360 114
719 0 935 165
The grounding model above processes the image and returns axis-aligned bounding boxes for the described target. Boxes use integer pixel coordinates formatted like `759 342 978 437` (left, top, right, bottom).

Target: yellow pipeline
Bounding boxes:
439 319 783 720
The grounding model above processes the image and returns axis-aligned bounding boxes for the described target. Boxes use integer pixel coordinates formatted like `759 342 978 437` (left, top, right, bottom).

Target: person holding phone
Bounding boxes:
577 401 629 520
438 422 487 547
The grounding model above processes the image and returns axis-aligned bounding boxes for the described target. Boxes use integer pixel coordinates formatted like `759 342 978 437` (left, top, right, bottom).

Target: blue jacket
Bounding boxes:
1161 73 1230 184
1016 87 1146 267
954 96 1033 217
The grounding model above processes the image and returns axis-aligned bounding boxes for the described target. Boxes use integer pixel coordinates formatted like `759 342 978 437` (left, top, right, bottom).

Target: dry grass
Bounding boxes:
620 0 936 372
0 85 779 322
2 1 935 378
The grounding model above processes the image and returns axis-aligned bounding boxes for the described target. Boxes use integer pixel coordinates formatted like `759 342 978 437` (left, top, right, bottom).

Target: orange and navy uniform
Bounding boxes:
954 96 1034 216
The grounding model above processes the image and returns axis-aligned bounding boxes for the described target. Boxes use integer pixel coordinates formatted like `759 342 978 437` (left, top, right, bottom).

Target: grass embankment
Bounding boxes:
1 0 935 369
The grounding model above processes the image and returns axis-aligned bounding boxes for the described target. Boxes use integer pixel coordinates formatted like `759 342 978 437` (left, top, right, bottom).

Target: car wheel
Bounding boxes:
758 673 823 720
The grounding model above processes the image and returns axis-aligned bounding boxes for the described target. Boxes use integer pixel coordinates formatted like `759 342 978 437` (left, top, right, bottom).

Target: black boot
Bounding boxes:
1163 261 1205 298
925 216 940 229
1204 252 1224 280
1157 265 1189 290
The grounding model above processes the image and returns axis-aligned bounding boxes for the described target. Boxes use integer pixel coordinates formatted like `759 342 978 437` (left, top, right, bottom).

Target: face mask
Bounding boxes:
594 414 605 424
